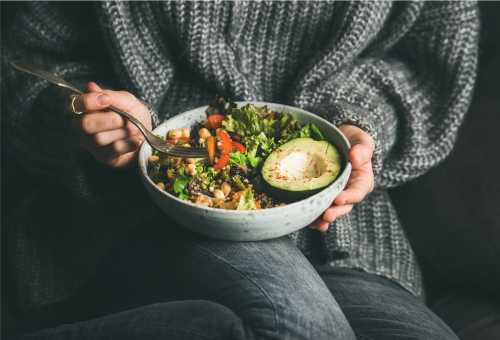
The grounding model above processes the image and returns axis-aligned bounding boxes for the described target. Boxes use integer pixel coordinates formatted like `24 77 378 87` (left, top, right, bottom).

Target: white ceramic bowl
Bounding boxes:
138 102 351 241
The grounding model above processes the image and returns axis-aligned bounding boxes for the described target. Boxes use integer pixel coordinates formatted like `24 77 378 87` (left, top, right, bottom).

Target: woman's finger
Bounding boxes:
334 165 374 205
64 91 111 115
338 124 375 152
85 82 102 93
64 82 103 114
72 111 136 135
309 124 376 233
333 129 375 206
334 184 373 206
91 137 142 165
321 204 354 224
309 204 354 232
348 143 374 168
77 126 139 149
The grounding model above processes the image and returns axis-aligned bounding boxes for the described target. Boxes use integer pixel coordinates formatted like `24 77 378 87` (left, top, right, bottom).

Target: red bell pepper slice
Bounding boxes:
211 130 232 170
213 154 230 171
217 130 232 154
231 141 246 154
207 115 227 130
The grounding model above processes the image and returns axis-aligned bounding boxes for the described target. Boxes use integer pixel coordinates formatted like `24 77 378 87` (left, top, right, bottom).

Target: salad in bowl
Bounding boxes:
146 96 343 211
138 97 351 241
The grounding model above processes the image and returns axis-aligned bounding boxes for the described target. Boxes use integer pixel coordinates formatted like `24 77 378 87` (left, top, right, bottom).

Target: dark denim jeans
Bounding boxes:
6 221 458 340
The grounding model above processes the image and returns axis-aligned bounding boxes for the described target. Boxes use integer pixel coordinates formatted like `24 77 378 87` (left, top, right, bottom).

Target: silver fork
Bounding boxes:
9 60 212 158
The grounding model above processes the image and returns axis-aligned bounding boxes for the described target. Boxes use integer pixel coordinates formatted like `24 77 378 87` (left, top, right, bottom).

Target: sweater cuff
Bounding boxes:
324 214 352 260
307 101 385 179
140 100 160 129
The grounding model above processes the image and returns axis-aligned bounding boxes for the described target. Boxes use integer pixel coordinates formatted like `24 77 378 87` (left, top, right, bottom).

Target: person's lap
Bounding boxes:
316 266 459 339
6 218 458 339
6 220 354 339
100 221 355 339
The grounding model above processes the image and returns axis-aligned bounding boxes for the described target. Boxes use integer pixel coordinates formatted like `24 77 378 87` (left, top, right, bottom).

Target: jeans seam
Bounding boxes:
150 225 279 335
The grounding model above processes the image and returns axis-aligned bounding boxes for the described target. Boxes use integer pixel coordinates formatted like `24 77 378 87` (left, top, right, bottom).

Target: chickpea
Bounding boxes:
185 158 197 164
168 129 182 139
185 163 197 176
180 128 190 139
148 155 160 166
198 128 211 140
213 189 226 200
220 182 232 196
157 182 165 190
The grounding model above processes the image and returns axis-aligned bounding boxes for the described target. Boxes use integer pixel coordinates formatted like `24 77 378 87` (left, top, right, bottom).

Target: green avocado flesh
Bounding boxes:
261 138 342 202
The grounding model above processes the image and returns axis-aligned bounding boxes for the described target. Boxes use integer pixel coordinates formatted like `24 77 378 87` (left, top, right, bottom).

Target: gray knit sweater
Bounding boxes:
1 1 479 318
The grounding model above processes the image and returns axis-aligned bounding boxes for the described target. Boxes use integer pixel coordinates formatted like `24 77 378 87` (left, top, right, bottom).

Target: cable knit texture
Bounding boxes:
1 1 479 318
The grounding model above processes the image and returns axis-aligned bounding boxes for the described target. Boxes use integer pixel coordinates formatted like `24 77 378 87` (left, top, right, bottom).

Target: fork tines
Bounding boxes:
160 145 212 158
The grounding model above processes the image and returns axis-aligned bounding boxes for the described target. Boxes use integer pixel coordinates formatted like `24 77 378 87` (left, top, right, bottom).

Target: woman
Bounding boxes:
1 1 479 338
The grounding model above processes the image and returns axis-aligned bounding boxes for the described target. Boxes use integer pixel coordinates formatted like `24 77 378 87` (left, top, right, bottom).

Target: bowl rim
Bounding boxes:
138 102 352 214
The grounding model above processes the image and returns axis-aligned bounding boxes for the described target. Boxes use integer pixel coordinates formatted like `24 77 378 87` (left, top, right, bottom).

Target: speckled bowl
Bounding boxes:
138 102 351 241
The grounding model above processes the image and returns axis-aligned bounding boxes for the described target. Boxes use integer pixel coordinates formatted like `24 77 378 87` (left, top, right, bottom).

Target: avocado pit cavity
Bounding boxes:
276 150 325 182
261 137 342 201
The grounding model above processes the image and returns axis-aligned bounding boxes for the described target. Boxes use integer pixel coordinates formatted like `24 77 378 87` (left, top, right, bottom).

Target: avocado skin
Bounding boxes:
263 180 326 203
261 138 342 203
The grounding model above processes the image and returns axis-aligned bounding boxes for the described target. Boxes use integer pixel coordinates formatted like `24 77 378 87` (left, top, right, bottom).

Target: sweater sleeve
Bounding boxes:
1 2 162 318
294 1 479 188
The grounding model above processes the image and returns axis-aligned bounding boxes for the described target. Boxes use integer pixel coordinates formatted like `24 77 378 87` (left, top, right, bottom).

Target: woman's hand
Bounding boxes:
67 82 152 168
309 124 375 232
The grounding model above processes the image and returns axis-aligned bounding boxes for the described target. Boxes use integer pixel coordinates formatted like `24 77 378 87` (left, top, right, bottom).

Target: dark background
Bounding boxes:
2 1 500 338
389 1 500 338
390 0 500 296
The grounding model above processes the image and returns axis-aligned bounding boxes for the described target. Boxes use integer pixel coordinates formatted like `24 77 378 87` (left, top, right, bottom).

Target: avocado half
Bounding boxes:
261 138 342 202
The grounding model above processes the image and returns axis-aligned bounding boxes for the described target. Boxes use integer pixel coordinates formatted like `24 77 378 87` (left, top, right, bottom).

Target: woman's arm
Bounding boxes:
297 1 479 188
305 1 479 230
1 2 162 318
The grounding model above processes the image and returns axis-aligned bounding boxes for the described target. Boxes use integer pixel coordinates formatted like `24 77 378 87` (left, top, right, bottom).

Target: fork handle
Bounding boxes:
10 60 83 94
10 60 153 141
107 105 152 139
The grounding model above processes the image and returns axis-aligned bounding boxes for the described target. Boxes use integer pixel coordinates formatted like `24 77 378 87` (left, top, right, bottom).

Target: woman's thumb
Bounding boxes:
349 143 373 167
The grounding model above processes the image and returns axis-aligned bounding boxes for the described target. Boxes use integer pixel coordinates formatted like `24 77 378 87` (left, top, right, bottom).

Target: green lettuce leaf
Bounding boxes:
174 177 190 200
289 123 325 141
256 132 277 158
247 154 262 169
198 166 219 182
242 132 278 157
291 124 311 139
310 123 325 141
229 151 248 166
236 187 257 210
222 104 276 137
232 175 247 191
274 111 302 143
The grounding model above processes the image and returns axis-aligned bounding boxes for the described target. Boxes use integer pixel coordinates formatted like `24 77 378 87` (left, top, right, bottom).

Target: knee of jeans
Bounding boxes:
123 300 283 339
214 278 354 339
